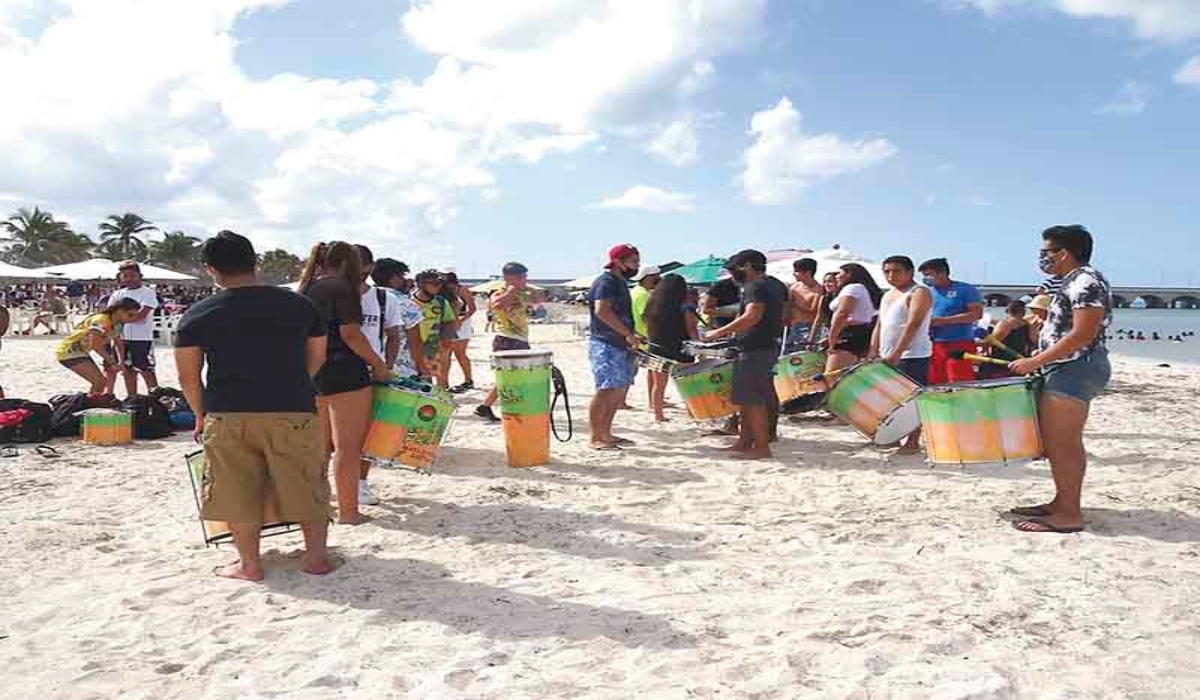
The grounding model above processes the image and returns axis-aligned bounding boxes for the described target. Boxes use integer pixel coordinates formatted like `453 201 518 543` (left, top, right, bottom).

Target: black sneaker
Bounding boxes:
450 381 475 394
474 405 501 422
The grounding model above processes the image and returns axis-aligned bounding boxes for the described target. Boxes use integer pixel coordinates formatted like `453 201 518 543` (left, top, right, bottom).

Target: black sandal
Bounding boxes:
35 445 61 459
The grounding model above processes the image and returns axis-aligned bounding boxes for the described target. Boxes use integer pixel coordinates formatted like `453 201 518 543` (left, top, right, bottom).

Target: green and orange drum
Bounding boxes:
825 361 922 444
80 409 133 445
916 377 1043 465
186 451 301 546
774 349 827 406
493 349 554 467
672 359 737 421
362 383 456 472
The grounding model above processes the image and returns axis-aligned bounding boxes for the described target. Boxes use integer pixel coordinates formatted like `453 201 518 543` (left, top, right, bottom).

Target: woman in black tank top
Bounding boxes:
644 274 699 422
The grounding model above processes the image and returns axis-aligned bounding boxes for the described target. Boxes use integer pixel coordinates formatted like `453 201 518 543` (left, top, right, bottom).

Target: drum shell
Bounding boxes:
363 384 455 471
672 359 736 421
825 361 921 444
773 350 827 404
186 451 300 546
81 410 134 445
493 349 553 468
917 378 1043 465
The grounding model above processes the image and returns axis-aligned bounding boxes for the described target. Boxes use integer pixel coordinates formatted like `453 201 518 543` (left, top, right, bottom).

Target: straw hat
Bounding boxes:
1027 295 1052 312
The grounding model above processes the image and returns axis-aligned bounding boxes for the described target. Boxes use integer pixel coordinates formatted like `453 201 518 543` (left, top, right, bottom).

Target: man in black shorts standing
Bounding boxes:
704 249 785 460
110 262 160 397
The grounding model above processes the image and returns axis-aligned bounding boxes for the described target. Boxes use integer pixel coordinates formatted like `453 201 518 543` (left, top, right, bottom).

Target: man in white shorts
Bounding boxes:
109 262 160 397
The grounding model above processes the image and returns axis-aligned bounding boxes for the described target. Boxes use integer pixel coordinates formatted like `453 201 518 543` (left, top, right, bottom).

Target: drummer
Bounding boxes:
704 250 786 460
870 255 933 455
644 273 699 422
474 262 539 423
1009 225 1112 534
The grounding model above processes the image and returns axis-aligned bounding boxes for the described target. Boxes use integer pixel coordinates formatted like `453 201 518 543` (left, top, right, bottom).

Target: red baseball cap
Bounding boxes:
606 243 639 266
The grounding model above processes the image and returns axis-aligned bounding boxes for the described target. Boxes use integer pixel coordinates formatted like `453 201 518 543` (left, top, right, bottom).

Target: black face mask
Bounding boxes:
622 264 639 278
731 268 748 283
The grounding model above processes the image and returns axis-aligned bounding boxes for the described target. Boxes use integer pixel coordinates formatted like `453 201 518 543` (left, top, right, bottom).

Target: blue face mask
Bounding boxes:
921 276 937 287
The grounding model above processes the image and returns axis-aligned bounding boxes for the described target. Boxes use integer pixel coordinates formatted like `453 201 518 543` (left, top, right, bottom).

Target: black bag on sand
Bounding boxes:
49 393 120 437
122 395 174 440
0 398 53 443
149 387 190 414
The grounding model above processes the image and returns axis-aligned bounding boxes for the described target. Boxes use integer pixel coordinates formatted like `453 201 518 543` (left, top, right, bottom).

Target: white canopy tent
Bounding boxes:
766 246 888 288
35 258 197 282
0 261 55 281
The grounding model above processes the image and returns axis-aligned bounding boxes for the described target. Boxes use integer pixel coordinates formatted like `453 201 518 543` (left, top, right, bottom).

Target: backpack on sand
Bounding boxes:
122 395 174 440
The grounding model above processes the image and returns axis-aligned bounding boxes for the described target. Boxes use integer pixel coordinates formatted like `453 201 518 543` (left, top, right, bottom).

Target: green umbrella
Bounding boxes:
670 255 728 285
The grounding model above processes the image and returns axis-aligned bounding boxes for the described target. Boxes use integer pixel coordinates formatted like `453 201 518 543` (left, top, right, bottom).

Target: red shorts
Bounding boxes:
929 341 978 385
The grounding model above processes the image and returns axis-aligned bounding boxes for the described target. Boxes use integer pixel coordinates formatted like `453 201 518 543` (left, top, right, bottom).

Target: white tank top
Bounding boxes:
879 285 932 359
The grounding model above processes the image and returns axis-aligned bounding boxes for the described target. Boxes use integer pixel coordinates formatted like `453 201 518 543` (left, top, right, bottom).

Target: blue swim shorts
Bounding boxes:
588 337 638 391
1043 348 1111 404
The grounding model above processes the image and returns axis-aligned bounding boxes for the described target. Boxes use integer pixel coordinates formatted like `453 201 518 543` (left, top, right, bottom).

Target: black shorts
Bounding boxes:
834 324 874 357
897 357 930 386
314 359 371 397
493 336 531 353
60 356 95 370
732 348 778 407
123 340 157 373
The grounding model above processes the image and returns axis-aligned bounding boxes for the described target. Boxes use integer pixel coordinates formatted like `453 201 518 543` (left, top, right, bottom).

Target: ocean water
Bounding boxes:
981 308 1200 365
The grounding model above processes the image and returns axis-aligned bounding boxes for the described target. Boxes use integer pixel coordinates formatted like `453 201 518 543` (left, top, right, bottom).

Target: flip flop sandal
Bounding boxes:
1 446 17 458
589 443 622 451
1012 518 1083 534
35 445 61 459
611 437 635 446
1009 505 1054 518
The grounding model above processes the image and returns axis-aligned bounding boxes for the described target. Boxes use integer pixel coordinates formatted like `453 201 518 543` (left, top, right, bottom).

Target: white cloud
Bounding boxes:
392 0 768 132
949 1 1200 42
645 116 699 167
1175 56 1200 85
1098 80 1152 115
589 186 696 213
738 98 898 206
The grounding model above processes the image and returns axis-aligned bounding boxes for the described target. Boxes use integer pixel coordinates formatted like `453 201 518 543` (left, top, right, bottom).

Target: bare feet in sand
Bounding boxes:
723 442 751 453
214 561 264 582
302 556 339 576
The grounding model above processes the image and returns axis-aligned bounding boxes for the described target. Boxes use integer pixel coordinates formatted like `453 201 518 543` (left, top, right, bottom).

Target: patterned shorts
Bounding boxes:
588 337 637 391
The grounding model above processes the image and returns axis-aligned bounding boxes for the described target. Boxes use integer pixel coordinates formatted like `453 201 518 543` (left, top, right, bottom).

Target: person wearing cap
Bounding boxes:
108 261 160 397
704 249 787 460
630 265 662 409
371 258 429 379
587 244 642 449
1025 294 1052 339
474 262 540 422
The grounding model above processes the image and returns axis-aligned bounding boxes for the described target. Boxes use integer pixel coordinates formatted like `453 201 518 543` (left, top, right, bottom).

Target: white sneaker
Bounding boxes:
358 480 380 506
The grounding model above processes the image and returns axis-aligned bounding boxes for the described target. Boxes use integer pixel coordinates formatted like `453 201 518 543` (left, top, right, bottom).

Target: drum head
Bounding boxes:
780 392 826 415
874 401 922 445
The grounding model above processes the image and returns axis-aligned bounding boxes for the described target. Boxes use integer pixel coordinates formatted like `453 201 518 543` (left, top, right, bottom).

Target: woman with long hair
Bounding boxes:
824 263 883 374
55 297 142 394
299 241 390 525
440 272 477 393
643 273 699 422
808 272 841 344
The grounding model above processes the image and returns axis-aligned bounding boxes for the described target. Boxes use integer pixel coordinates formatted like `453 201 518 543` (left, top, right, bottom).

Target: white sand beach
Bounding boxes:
3 323 1200 699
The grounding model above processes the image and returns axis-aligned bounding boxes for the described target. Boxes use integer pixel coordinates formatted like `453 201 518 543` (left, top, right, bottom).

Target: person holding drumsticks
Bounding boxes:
1008 225 1112 534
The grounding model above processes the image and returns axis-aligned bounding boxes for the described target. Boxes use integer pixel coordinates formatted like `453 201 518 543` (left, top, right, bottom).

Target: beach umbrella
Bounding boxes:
36 258 197 282
563 274 598 289
672 255 728 285
470 279 545 294
765 246 888 287
0 261 55 281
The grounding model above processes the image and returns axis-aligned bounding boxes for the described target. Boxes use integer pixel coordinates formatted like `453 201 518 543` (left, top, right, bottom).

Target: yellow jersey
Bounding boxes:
55 313 120 362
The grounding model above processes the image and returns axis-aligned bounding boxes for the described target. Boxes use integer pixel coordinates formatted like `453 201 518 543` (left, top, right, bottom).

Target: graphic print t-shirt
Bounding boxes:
1039 266 1112 362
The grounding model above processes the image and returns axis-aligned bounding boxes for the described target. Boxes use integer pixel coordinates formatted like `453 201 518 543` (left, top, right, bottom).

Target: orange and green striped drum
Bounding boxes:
773 350 827 405
81 409 133 445
493 349 553 467
825 361 921 444
363 384 455 472
672 359 736 421
917 377 1042 465
186 451 300 546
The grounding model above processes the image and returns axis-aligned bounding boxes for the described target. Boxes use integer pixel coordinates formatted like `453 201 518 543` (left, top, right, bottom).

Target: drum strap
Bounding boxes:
550 365 573 442
376 288 388 350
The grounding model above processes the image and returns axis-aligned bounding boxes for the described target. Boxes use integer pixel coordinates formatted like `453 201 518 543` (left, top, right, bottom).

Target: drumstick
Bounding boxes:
811 367 848 383
981 335 1026 360
949 350 1011 367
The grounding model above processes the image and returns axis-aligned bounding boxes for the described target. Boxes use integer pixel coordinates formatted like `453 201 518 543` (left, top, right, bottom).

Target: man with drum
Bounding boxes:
1009 225 1112 534
871 255 933 455
918 258 984 385
704 250 786 461
475 262 540 423
176 231 335 581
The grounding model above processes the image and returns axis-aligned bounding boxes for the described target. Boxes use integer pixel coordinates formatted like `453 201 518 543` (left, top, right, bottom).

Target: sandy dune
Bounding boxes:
3 323 1200 699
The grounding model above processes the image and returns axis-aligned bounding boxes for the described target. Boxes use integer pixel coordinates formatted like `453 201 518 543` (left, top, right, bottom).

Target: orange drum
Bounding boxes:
917 377 1043 465
80 409 133 445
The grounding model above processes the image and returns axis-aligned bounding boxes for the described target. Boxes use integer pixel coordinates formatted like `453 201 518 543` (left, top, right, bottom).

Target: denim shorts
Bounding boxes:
588 337 638 390
1043 348 1111 404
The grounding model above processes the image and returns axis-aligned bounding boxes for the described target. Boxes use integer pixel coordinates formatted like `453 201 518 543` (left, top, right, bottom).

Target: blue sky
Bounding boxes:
1 1 1198 285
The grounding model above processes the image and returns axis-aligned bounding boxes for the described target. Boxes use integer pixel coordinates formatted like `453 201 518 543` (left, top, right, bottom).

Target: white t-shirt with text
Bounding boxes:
109 286 159 341
361 286 403 359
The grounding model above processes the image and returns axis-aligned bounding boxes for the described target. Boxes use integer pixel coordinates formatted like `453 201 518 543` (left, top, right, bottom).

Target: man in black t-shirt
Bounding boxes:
175 231 335 582
704 249 785 460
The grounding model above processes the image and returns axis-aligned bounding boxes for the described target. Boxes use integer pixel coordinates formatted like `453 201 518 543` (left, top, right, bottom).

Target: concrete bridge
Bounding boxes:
978 285 1200 309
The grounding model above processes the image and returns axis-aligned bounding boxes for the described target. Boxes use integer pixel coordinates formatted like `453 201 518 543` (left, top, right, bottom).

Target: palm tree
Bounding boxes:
1 207 94 265
259 249 304 285
98 213 157 261
148 230 201 273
